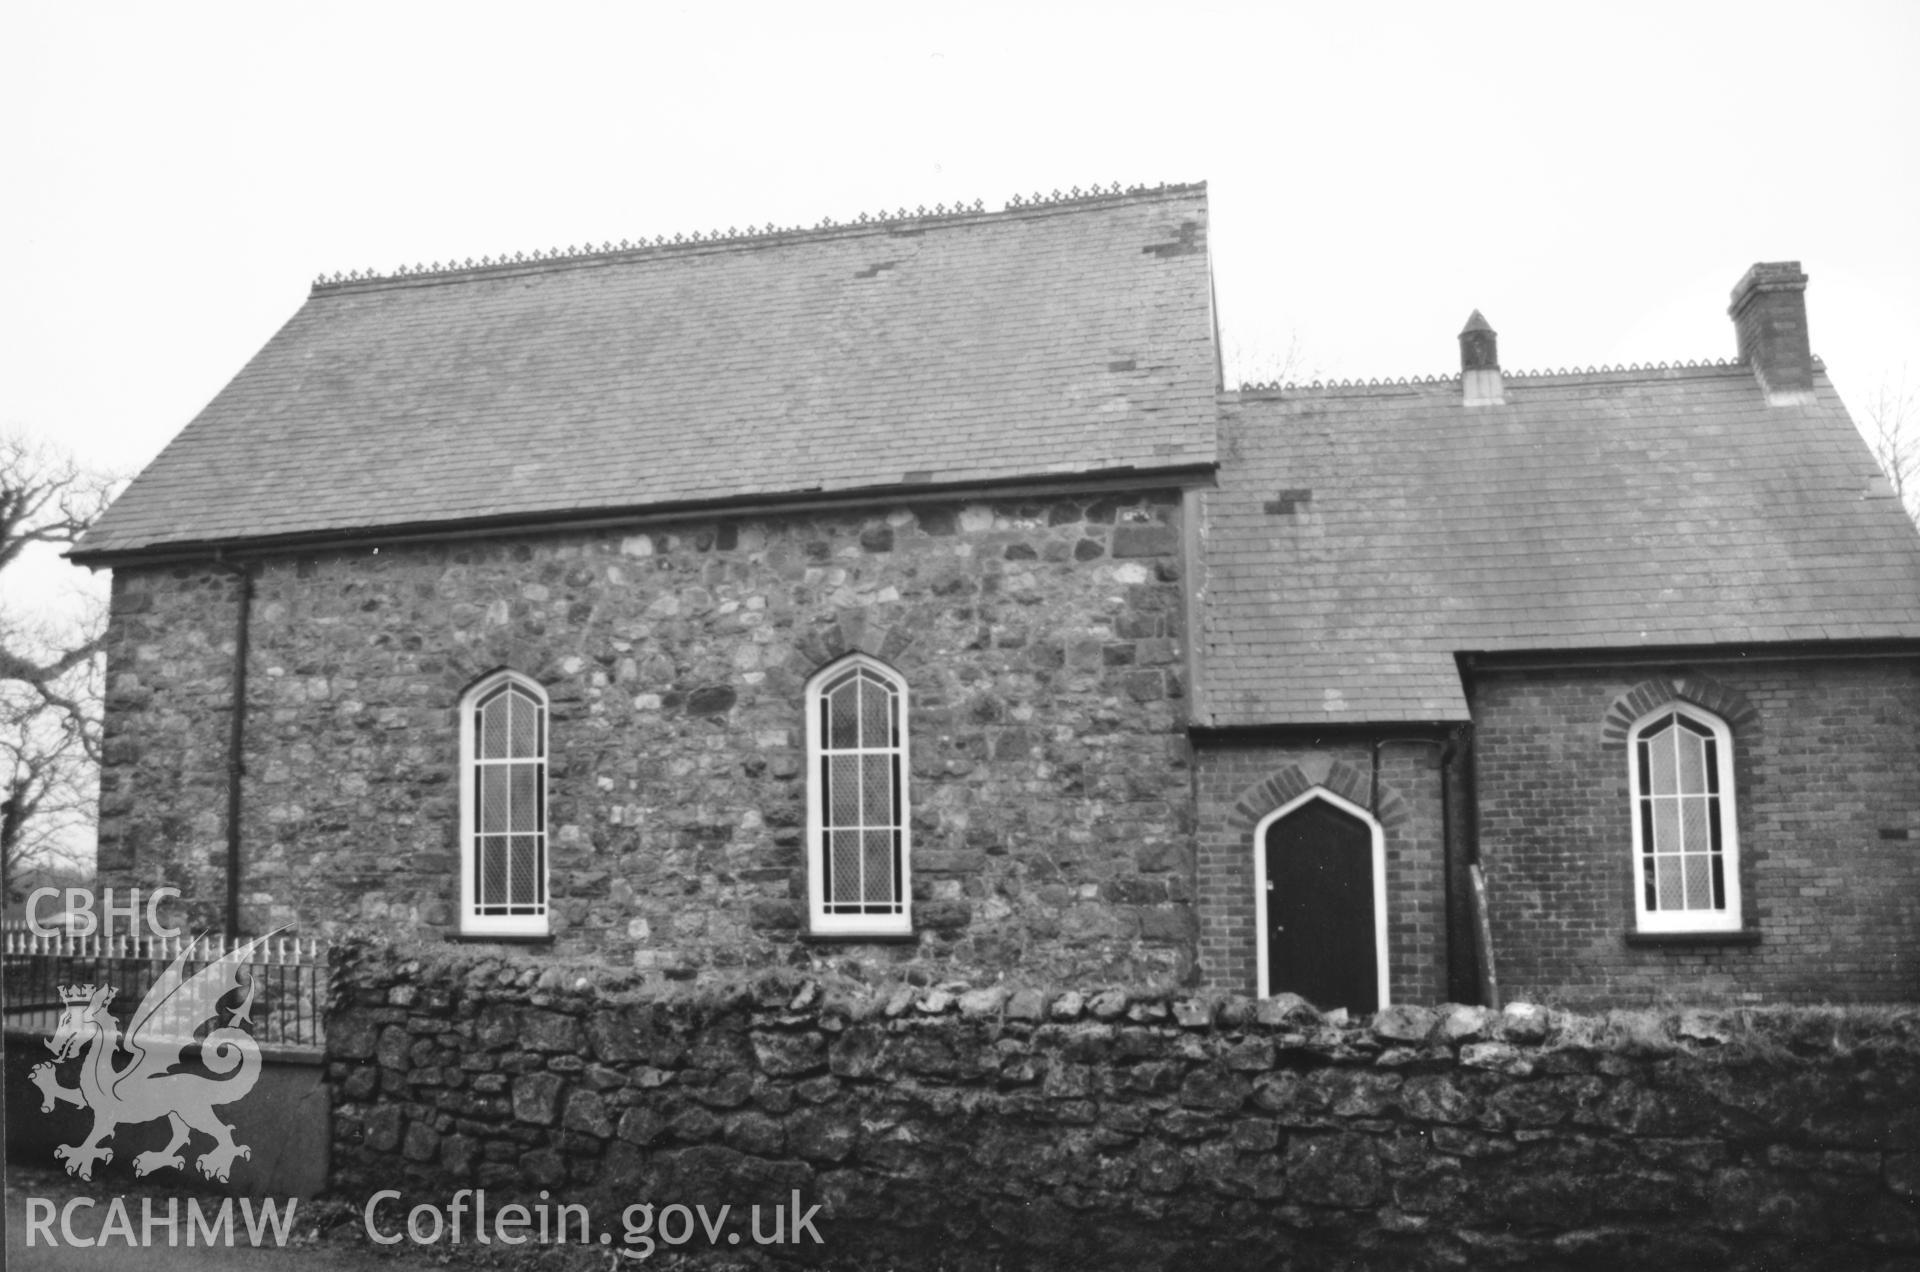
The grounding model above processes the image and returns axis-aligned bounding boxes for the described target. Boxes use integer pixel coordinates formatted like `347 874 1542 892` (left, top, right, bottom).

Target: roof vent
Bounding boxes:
1459 310 1503 406
1728 262 1816 405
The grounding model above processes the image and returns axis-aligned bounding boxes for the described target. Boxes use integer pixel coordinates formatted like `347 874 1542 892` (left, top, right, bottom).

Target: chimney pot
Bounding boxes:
1459 310 1503 405
1728 262 1814 403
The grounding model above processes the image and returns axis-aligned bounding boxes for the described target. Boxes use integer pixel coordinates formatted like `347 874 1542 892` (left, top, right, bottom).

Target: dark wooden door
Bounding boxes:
1266 800 1379 1013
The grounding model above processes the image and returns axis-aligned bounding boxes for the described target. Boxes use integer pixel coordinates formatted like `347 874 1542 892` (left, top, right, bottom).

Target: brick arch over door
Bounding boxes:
1203 757 1422 1003
1225 761 1413 835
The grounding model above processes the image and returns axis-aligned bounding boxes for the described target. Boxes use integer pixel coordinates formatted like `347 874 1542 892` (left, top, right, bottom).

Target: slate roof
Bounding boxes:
77 186 1218 560
1198 364 1920 726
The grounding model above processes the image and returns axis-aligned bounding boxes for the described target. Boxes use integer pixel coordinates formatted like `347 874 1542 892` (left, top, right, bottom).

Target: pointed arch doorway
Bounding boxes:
1253 789 1389 1013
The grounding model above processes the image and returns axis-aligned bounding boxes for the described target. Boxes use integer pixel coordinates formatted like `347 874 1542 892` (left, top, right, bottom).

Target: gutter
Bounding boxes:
1188 721 1462 744
1453 657 1494 1007
69 463 1222 570
212 554 253 938
1367 733 1490 1006
1457 639 1920 671
1367 736 1450 816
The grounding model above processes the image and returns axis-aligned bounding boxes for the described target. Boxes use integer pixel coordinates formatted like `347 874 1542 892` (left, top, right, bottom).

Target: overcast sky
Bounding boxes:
4 0 1918 606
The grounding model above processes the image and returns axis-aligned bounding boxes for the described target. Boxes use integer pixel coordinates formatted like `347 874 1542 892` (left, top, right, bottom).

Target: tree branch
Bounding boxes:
0 431 115 869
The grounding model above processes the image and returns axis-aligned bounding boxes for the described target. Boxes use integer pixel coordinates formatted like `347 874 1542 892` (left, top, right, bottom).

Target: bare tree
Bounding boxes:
0 431 117 900
1 710 96 873
1227 329 1324 390
1863 368 1919 529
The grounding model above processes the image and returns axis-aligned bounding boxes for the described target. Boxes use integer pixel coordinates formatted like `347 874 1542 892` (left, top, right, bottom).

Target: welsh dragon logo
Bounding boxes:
29 932 278 1183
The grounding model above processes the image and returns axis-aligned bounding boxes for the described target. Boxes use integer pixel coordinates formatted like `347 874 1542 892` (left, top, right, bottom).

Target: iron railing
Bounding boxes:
1 931 328 1051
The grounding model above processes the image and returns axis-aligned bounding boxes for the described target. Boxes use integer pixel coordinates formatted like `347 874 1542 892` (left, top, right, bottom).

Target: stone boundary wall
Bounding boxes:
328 939 1920 1270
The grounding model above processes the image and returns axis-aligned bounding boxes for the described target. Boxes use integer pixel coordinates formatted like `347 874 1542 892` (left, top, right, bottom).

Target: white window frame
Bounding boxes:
1251 788 1390 1008
458 670 550 937
1628 704 1742 934
805 655 912 937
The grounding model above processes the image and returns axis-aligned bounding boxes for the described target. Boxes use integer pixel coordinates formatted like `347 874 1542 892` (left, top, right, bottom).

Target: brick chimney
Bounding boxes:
1459 310 1502 406
1728 262 1815 404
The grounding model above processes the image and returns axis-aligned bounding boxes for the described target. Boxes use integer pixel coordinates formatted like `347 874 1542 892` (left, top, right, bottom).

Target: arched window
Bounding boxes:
1628 705 1741 933
459 671 549 937
805 656 911 936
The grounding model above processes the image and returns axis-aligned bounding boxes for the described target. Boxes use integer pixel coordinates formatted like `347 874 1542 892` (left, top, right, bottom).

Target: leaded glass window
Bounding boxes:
806 657 910 934
460 673 548 936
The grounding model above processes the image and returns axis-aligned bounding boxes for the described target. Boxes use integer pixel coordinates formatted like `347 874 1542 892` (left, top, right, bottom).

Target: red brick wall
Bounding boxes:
1470 657 1920 1006
1194 740 1449 1004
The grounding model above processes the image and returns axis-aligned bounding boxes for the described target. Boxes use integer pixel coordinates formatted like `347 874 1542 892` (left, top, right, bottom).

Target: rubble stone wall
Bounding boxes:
96 491 1195 985
329 939 1920 1270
